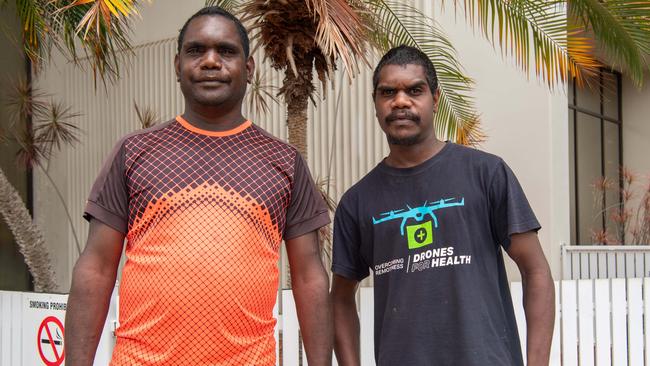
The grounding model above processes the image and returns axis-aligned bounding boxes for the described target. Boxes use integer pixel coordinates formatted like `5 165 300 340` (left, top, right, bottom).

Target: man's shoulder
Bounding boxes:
339 164 384 204
115 119 177 149
99 119 176 163
247 123 299 158
446 142 505 168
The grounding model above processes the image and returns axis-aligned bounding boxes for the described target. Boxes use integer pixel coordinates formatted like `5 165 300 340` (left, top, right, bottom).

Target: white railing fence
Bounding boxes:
562 244 650 279
2 278 650 365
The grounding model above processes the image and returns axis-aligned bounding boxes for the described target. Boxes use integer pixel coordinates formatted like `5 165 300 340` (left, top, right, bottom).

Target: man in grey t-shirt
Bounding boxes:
331 46 555 366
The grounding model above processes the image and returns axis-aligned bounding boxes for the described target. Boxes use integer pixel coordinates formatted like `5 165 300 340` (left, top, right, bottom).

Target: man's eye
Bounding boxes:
410 88 422 95
381 89 395 96
187 47 201 54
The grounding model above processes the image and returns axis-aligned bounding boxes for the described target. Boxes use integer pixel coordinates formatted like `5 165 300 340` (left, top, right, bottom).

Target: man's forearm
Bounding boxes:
292 273 333 366
333 297 360 366
523 270 555 366
65 263 117 366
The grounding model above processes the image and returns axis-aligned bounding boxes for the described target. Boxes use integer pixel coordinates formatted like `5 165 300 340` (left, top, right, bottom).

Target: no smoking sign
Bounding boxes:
37 316 65 366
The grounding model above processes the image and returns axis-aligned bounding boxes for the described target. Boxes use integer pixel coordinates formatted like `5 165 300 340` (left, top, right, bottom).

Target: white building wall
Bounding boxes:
623 72 650 178
622 71 650 241
34 0 568 290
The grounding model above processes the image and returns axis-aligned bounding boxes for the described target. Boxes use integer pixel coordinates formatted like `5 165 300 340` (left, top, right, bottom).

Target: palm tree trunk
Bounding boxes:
283 54 315 160
281 54 315 288
0 167 57 292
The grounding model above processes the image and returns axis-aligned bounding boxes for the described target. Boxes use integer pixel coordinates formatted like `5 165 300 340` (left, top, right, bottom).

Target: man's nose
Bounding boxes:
201 50 222 69
391 91 412 108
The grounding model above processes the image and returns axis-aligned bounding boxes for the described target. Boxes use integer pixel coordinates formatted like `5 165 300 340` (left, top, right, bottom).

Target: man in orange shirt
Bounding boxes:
65 6 332 365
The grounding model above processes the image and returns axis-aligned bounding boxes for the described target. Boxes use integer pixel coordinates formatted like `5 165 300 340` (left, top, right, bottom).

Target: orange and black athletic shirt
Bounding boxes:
84 116 330 365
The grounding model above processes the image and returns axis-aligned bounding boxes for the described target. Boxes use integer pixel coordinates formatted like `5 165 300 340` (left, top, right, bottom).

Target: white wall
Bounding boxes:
34 0 569 290
623 71 650 241
623 72 650 177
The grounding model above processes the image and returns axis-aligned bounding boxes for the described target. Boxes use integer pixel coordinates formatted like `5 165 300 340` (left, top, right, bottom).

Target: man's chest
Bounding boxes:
124 142 294 228
355 174 494 279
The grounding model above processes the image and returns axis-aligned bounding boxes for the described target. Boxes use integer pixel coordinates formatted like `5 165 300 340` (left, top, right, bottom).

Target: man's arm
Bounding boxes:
506 231 555 366
285 230 333 366
331 274 360 366
65 219 124 366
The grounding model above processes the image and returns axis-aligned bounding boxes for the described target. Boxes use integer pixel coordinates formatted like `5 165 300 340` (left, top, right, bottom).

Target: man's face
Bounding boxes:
175 15 253 110
374 64 439 146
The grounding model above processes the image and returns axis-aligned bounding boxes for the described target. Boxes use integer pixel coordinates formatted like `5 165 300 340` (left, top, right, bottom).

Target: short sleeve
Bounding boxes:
332 194 369 281
83 140 129 234
283 153 330 240
488 159 541 250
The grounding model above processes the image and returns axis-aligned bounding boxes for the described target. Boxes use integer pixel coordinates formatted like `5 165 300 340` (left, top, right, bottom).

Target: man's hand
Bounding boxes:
286 230 333 366
331 274 361 366
507 231 555 366
65 219 124 366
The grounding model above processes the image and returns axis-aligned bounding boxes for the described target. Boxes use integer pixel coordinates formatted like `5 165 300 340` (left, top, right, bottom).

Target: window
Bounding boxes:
569 69 623 244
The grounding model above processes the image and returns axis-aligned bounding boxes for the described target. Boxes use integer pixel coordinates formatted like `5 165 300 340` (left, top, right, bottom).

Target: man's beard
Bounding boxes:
384 110 423 146
386 133 423 146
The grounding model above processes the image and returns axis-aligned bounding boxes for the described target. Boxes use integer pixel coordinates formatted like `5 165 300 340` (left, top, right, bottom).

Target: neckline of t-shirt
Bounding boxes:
175 115 252 137
378 142 455 176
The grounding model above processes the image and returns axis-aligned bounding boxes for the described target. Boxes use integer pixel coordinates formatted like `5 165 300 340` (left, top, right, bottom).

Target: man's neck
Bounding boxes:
182 104 246 132
384 137 446 169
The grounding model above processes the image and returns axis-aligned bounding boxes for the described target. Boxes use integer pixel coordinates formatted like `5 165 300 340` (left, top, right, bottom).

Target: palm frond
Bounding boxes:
306 0 370 80
454 114 486 146
3 78 49 125
364 0 482 145
133 100 160 129
34 100 82 159
568 0 650 87
52 0 141 84
3 78 81 167
454 0 603 87
13 0 53 69
246 71 279 116
204 0 242 13
15 124 43 169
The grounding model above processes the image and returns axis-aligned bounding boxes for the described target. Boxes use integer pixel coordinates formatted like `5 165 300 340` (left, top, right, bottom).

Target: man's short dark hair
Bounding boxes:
372 45 438 96
177 6 250 58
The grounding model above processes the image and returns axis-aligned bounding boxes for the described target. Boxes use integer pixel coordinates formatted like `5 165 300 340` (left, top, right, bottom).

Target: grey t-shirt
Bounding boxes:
332 142 540 366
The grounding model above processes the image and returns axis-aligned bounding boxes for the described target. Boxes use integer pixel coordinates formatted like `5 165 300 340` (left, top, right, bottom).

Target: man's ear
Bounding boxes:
246 56 255 83
432 88 441 113
174 54 180 82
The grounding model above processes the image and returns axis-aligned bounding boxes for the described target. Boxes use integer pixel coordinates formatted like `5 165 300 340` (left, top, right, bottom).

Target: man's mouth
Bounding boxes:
196 77 229 85
386 112 420 124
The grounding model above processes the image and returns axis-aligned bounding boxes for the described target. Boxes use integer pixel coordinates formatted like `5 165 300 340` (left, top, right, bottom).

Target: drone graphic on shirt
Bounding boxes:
372 198 465 249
